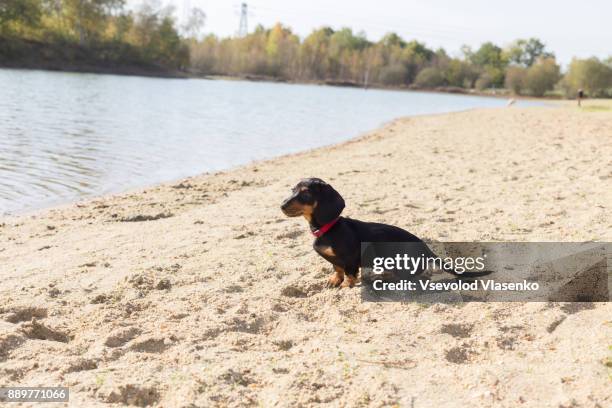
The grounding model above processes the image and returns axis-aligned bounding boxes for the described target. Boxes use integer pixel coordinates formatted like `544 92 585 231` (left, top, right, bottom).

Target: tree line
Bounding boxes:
191 24 612 97
2 1 611 97
0 0 192 71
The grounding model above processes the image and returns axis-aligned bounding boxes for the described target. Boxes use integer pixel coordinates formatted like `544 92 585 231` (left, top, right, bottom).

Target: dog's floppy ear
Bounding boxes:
313 181 345 225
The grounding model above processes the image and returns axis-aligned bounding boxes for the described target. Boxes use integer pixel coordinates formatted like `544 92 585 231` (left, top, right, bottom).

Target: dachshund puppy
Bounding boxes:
280 177 434 288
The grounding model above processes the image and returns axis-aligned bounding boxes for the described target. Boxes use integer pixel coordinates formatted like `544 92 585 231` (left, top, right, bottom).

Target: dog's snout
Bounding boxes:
281 193 303 217
281 196 295 215
281 197 291 210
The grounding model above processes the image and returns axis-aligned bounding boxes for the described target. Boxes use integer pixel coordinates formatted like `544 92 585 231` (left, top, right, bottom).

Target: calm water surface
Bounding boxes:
0 69 540 214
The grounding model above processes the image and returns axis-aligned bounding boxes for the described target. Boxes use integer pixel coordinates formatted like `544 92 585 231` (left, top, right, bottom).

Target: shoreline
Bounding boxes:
0 63 187 79
195 73 566 101
2 101 547 218
1 64 564 100
1 110 405 218
1 105 610 407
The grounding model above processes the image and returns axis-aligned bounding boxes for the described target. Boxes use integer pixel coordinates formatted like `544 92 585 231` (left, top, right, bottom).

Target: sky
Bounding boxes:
130 0 611 66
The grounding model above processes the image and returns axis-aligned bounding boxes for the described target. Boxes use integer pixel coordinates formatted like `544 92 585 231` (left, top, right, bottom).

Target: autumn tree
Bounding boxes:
129 2 188 68
504 66 527 94
1 0 188 71
0 0 42 33
523 57 560 96
328 28 369 81
300 27 333 79
506 38 554 67
60 0 124 45
562 57 612 97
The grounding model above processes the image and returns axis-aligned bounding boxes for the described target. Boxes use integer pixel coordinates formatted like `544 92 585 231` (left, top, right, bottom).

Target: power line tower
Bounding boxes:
238 3 248 37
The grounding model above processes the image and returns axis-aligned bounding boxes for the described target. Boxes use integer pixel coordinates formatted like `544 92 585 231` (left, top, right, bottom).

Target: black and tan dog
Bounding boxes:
281 177 435 288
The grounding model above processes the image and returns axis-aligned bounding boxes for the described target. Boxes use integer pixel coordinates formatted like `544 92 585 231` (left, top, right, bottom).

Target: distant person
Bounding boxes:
577 89 584 107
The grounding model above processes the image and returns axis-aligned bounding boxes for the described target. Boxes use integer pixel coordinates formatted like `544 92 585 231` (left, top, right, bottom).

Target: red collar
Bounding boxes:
312 217 340 237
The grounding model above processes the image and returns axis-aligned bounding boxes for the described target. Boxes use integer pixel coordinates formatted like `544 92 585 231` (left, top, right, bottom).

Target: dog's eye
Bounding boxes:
298 190 312 202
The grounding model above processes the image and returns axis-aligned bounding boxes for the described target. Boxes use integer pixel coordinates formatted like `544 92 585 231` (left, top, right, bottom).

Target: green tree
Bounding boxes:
327 28 369 80
329 28 369 54
429 50 477 88
0 0 42 32
471 42 505 67
414 66 445 87
380 32 404 48
444 59 479 88
470 42 507 87
110 12 133 43
506 38 554 67
379 63 408 85
562 57 612 97
157 16 185 65
523 57 560 96
404 40 433 61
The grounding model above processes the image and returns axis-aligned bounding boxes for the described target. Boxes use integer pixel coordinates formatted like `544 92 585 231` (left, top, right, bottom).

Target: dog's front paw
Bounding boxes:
327 273 344 288
341 275 357 288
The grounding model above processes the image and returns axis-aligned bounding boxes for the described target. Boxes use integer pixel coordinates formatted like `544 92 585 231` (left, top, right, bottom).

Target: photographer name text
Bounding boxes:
372 279 540 292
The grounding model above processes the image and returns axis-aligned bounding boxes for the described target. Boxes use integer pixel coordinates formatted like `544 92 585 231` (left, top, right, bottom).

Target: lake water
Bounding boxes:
0 69 540 214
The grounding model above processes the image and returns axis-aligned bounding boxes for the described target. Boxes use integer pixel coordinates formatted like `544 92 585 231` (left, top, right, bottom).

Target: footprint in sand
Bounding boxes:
19 319 71 343
129 336 173 353
2 306 48 323
104 327 142 348
102 384 160 406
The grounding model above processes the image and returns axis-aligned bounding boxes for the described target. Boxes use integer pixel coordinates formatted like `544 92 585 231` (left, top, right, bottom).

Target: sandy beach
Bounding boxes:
1 103 611 407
